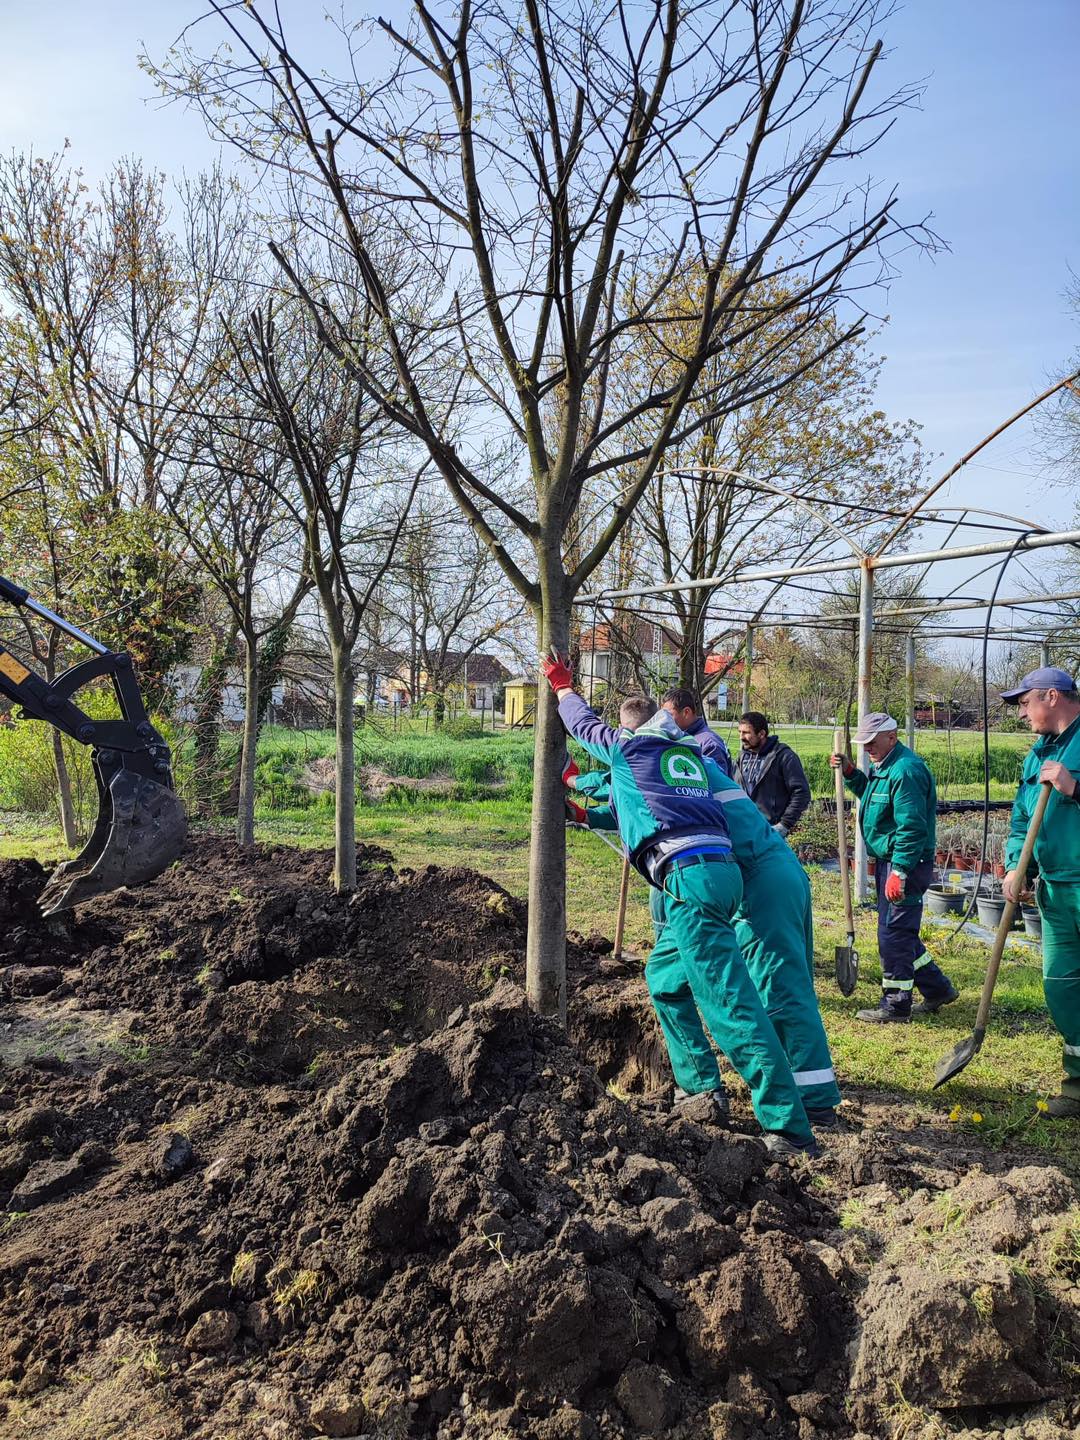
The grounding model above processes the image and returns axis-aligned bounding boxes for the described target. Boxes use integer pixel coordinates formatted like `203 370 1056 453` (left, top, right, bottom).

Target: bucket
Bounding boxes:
1022 905 1042 939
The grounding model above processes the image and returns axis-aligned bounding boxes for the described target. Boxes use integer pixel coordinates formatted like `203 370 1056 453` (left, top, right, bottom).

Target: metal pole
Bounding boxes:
906 634 916 750
741 625 753 713
1041 641 1051 668
855 561 874 903
577 528 1080 606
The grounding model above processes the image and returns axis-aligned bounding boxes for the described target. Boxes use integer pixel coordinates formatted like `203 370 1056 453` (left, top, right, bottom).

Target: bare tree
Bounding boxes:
393 501 526 721
151 0 933 1014
233 295 420 889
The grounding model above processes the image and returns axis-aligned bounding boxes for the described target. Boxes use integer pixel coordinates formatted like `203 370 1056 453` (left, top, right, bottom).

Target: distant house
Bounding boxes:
503 677 538 727
170 662 285 726
578 620 679 691
384 650 512 713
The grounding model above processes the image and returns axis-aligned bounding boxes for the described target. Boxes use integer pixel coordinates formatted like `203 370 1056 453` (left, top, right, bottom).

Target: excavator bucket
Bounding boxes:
37 764 187 915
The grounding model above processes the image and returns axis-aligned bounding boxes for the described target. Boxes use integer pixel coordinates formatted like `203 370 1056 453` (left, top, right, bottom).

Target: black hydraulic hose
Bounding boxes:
946 530 1035 942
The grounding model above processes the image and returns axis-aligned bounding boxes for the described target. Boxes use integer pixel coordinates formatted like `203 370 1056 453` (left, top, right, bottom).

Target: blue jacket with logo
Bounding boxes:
558 694 730 883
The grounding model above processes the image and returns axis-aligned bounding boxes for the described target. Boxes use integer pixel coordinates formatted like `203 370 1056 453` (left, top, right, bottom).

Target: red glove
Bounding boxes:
562 756 580 787
565 797 587 826
540 653 574 692
885 870 905 903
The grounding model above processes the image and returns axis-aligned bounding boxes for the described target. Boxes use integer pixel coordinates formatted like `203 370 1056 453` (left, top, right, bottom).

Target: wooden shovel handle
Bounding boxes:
834 728 855 935
613 854 631 963
975 781 1051 1033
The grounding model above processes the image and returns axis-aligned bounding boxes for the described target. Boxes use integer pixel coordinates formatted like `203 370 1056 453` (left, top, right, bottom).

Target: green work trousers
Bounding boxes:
645 859 813 1145
1038 878 1080 1100
735 857 841 1113
650 859 840 1114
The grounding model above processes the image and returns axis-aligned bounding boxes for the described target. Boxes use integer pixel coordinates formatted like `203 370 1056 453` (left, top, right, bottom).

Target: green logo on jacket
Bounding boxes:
660 747 708 789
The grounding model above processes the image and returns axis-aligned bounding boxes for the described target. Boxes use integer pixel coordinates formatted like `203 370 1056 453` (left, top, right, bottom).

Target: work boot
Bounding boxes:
674 1087 730 1126
805 1107 841 1129
1043 1094 1080 1119
910 982 959 1017
762 1132 821 1160
856 1004 911 1024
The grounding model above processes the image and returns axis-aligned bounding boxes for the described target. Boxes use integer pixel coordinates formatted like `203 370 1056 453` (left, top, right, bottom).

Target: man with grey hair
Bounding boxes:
1001 667 1080 1117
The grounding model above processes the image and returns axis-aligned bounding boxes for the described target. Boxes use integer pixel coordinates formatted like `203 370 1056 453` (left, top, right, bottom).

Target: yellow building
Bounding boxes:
503 677 538 727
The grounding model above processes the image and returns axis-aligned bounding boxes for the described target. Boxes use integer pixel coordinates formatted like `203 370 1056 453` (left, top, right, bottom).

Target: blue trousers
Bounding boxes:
876 859 953 1015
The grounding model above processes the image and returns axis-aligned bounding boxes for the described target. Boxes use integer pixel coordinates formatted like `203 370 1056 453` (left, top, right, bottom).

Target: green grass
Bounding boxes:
4 782 1076 1166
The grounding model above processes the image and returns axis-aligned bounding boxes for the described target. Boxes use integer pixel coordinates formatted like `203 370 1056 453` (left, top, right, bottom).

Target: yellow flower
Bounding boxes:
1037 1099 1049 1113
948 1105 962 1122
972 1112 983 1124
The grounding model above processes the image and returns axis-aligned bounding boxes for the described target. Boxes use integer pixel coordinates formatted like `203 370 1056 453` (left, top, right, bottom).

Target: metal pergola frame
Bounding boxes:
575 378 1080 900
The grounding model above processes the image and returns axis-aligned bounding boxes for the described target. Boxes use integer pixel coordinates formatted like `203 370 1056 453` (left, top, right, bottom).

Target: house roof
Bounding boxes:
444 651 512 684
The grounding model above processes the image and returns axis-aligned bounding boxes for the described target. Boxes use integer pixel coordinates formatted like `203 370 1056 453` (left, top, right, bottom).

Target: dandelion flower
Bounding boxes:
972 1112 983 1124
948 1105 962 1122
1037 1098 1049 1113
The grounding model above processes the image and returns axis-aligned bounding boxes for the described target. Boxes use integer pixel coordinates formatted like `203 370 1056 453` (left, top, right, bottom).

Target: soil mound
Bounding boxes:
0 839 1077 1439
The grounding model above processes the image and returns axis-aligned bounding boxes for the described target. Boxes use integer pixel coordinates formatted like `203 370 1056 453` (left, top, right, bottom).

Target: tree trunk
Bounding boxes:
51 730 79 848
237 635 259 849
193 645 230 817
331 639 357 892
525 583 571 1022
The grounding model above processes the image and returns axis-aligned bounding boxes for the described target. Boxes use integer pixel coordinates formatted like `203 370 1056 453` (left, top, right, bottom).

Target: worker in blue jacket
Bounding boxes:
570 712 841 1128
542 655 816 1157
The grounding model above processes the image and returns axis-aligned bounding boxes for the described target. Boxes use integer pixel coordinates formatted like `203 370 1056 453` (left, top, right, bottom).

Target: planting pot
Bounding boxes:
976 896 1007 929
951 853 973 872
926 884 966 916
935 849 948 867
993 862 1006 878
1022 905 1042 939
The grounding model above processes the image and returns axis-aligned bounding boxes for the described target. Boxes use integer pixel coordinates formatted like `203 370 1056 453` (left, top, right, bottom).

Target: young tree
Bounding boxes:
152 0 932 1015
234 296 420 889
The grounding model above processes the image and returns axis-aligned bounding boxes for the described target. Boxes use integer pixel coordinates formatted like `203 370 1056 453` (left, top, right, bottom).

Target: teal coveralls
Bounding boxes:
1006 715 1080 1102
575 758 840 1114
561 700 813 1146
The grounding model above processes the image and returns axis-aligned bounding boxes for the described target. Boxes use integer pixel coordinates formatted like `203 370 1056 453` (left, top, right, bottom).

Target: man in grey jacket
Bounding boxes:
734 712 811 836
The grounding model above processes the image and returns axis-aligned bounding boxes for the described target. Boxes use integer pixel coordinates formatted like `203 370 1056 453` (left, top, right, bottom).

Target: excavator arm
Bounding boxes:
0 575 187 913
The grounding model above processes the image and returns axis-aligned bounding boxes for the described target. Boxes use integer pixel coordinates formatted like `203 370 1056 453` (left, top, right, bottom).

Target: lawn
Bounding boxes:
6 783 1073 1168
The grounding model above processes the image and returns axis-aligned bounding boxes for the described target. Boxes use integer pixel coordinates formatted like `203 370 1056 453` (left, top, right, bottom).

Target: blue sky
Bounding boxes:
3 0 1078 535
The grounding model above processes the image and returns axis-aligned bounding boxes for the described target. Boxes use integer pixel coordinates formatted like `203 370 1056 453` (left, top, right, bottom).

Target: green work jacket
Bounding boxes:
843 740 936 872
1005 714 1080 882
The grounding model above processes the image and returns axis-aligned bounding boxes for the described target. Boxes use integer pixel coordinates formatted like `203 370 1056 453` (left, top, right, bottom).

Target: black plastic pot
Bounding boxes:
926 885 966 916
1022 905 1042 939
976 896 1007 929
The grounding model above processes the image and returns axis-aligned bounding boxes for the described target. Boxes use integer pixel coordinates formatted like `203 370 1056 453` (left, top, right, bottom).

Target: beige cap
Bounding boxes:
851 712 898 745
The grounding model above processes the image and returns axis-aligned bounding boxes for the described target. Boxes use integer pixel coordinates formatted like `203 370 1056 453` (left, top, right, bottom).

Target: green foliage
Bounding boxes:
438 715 488 740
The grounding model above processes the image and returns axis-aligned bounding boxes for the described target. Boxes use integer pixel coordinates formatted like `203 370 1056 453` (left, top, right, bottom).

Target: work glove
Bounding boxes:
565 797 587 826
772 822 789 837
884 869 906 903
830 752 856 778
562 756 580 788
540 652 574 693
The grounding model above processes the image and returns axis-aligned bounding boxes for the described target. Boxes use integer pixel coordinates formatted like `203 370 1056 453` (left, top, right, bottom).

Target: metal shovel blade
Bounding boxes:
933 1026 986 1089
834 942 859 997
38 768 187 914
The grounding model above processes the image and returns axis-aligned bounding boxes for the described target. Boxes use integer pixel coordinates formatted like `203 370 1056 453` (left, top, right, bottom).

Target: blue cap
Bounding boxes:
1000 666 1078 702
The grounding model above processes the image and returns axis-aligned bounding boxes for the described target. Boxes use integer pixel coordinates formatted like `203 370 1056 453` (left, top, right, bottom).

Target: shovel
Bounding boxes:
613 854 632 964
933 780 1051 1088
833 727 859 995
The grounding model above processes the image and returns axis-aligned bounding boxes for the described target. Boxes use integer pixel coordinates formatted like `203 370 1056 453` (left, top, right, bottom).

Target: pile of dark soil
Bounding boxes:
0 839 1077 1440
